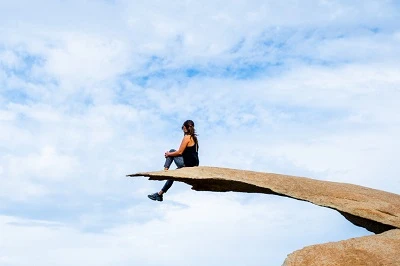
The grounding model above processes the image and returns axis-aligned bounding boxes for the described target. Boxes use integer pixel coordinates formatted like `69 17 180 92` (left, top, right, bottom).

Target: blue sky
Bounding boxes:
1 0 400 265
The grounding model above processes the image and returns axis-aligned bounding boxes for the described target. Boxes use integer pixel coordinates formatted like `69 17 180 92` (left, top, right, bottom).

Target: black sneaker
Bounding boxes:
148 193 163 202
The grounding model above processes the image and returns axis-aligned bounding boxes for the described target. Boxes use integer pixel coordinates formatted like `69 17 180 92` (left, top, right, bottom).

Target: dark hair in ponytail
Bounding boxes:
182 120 198 146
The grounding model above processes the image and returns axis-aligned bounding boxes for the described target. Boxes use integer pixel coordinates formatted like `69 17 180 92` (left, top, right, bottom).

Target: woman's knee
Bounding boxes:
169 149 176 152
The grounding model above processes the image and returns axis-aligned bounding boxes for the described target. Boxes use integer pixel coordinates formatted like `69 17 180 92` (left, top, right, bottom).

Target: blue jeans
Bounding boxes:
161 149 185 193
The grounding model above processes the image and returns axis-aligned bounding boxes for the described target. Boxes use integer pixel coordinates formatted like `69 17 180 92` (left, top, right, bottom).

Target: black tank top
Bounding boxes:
182 142 199 167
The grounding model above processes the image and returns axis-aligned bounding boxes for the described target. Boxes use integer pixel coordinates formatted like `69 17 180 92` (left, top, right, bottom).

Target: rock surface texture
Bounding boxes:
128 166 400 265
282 229 400 266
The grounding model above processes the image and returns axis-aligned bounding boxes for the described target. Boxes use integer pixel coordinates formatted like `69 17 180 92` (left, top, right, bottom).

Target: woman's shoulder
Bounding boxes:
182 134 192 142
183 134 196 144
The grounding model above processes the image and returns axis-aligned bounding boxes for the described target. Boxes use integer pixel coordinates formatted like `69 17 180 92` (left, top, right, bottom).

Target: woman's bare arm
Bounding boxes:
166 135 190 157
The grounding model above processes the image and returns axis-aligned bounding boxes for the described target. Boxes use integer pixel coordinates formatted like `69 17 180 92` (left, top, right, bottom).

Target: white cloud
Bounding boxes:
43 32 132 84
0 50 22 69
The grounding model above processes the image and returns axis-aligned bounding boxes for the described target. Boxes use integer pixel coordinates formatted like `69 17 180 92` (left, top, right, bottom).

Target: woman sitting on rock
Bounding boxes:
148 119 199 202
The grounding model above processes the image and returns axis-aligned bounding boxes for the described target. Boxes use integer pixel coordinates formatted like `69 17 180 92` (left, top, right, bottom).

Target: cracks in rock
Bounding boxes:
377 209 398 218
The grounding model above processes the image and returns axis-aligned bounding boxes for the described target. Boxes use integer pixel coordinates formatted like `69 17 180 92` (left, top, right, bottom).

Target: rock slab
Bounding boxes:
129 166 400 265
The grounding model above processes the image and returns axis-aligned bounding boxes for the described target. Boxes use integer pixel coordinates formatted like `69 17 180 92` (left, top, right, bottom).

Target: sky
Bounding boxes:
0 0 400 265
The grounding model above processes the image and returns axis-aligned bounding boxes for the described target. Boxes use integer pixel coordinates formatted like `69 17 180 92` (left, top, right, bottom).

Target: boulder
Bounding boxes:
283 229 400 266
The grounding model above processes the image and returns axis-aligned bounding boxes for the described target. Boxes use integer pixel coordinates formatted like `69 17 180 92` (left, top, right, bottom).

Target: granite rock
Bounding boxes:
129 166 400 265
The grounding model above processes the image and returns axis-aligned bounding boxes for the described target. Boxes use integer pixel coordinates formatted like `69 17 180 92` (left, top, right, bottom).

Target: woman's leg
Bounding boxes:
164 156 174 170
161 180 174 193
163 149 185 169
161 149 185 193
149 149 186 201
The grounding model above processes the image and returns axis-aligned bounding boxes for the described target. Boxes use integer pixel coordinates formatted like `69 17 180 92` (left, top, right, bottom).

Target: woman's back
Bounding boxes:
182 142 199 167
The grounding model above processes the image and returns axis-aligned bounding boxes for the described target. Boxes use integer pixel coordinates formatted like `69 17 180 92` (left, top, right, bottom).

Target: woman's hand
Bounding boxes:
164 151 169 158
